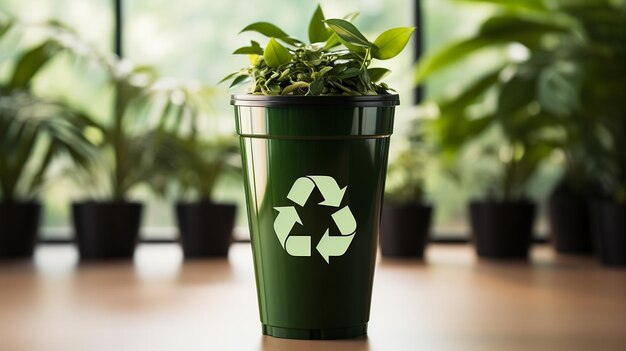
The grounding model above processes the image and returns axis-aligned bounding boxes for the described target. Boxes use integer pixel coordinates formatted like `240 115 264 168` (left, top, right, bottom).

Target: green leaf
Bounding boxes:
309 79 324 95
309 5 331 44
324 19 374 48
323 33 342 50
415 37 489 83
263 38 292 68
322 12 360 50
303 50 322 66
336 67 360 79
232 47 259 55
372 27 415 60
279 68 291 80
0 19 14 39
240 22 302 46
233 40 263 55
359 69 373 92
229 74 252 89
0 97 98 200
329 63 347 75
8 41 61 91
277 37 304 46
282 81 309 95
415 15 569 83
537 61 582 116
240 22 289 38
318 66 333 77
439 67 503 112
8 123 38 195
44 19 77 32
460 0 547 10
367 68 391 82
497 74 536 117
436 113 493 153
331 81 360 95
479 15 569 48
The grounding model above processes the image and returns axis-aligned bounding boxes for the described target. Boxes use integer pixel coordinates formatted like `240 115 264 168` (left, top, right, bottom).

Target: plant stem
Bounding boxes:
112 81 125 201
502 143 517 202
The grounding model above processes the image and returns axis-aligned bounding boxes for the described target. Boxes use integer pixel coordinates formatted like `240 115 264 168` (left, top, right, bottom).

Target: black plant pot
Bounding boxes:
72 201 142 260
590 201 626 267
380 202 432 258
548 188 592 254
0 201 41 259
469 201 536 259
175 201 236 258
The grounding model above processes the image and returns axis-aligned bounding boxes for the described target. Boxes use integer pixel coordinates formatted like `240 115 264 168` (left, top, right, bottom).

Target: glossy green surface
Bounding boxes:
234 98 396 339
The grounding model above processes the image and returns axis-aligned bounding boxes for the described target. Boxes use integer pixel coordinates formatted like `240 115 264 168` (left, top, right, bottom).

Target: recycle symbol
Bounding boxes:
273 175 357 264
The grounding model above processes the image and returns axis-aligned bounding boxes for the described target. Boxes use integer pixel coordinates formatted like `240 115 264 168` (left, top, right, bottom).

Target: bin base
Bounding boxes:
262 323 367 340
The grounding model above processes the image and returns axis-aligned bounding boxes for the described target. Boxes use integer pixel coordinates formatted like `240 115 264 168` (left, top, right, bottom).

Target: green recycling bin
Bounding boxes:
232 94 399 340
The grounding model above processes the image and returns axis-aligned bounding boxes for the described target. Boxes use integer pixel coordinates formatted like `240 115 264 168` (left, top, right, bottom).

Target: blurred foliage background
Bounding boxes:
0 0 573 239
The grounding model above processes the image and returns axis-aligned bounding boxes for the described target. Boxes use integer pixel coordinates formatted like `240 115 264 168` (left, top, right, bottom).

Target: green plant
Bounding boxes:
0 17 163 202
418 0 626 202
223 4 414 95
145 83 241 201
2 16 238 202
69 61 169 200
151 134 240 201
0 93 94 202
385 122 430 203
506 0 626 200
415 0 584 201
0 19 94 202
558 1 626 202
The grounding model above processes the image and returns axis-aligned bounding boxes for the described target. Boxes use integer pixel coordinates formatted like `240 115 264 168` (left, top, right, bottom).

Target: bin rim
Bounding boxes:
231 94 399 107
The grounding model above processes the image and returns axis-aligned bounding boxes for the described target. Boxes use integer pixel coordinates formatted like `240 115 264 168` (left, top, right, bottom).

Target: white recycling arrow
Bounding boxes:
273 175 357 262
287 177 315 207
285 236 311 256
316 206 357 263
308 176 347 207
273 206 302 248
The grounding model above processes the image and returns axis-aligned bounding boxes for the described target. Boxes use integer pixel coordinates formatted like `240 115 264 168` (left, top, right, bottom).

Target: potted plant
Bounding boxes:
548 2 626 265
69 61 166 260
444 1 625 264
380 126 432 258
0 20 93 258
146 84 241 258
224 5 414 339
417 0 624 264
0 17 162 260
415 1 564 258
547 129 598 254
0 93 93 258
462 112 553 259
171 137 240 258
484 2 602 255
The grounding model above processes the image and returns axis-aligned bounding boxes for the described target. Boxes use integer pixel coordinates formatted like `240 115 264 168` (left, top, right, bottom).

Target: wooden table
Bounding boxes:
0 243 624 351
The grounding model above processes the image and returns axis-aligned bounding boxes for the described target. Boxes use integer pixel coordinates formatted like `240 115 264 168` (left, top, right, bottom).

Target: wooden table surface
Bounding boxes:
0 243 624 351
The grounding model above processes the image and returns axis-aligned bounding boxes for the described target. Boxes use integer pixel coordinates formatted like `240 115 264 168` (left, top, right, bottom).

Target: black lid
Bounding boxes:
231 94 400 107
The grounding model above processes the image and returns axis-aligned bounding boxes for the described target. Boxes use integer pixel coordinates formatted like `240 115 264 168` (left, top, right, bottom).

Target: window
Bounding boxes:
1 0 556 240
